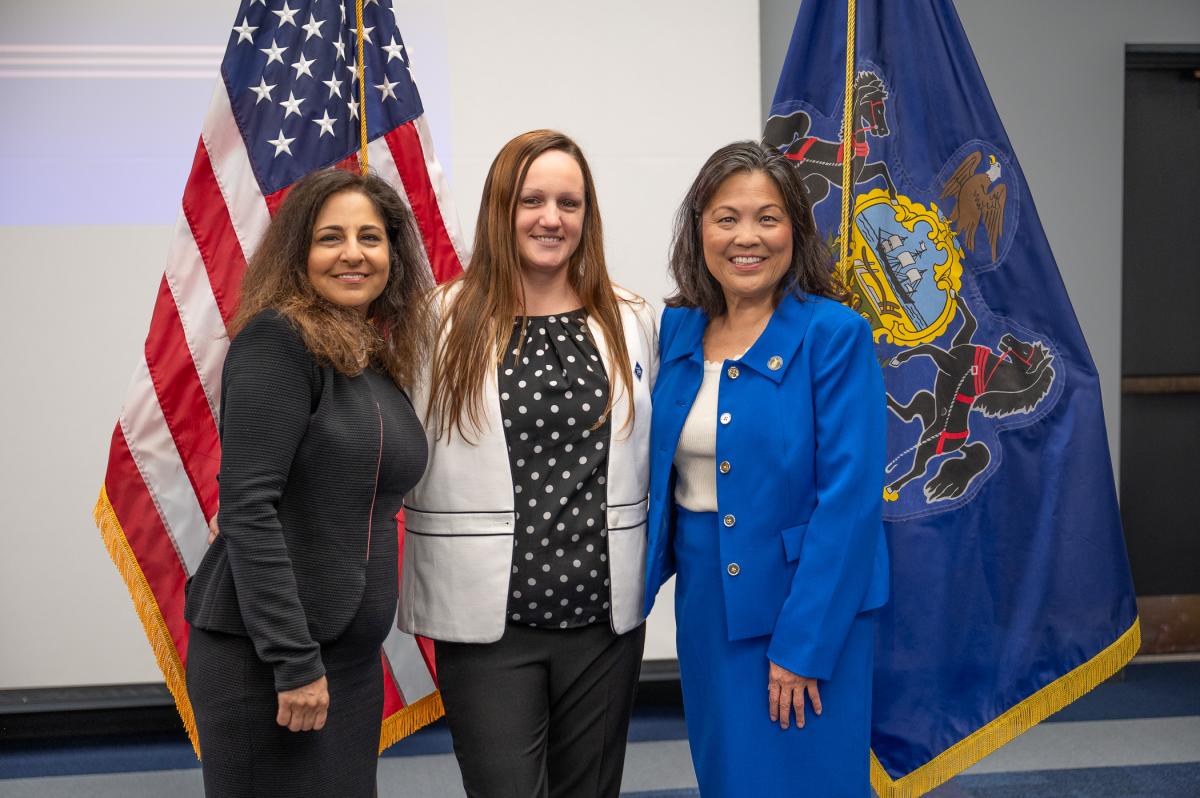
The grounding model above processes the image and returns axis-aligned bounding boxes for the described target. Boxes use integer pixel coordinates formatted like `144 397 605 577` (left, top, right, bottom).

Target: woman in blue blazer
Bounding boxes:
644 142 888 796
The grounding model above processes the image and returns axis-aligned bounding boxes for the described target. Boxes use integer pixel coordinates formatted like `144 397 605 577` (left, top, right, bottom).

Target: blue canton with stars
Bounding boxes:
221 0 424 195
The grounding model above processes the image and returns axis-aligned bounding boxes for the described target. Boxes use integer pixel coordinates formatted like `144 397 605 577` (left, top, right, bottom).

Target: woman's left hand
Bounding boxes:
768 660 822 730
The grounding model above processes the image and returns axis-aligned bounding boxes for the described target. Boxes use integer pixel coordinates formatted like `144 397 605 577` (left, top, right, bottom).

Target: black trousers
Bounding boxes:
434 621 646 798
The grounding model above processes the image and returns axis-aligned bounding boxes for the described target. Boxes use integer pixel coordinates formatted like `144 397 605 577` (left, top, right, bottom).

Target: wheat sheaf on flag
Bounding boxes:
93 0 465 755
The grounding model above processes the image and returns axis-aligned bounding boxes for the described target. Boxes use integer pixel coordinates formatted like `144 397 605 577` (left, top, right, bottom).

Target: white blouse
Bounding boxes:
673 360 725 512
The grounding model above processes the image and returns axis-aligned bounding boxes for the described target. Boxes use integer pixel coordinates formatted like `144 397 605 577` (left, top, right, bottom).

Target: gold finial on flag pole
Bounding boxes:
356 0 369 173
838 0 857 277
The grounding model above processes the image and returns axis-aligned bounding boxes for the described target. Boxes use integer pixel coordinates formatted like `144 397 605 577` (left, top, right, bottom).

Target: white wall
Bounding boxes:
760 0 1200 478
0 0 759 689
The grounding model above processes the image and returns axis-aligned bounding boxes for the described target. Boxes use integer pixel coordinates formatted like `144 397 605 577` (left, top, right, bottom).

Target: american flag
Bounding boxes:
93 0 464 753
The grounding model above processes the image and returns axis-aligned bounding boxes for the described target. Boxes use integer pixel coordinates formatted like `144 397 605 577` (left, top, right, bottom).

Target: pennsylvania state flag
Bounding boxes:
765 1 1140 795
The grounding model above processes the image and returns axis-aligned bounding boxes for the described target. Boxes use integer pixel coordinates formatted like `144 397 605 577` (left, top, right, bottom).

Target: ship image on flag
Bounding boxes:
766 1 1139 796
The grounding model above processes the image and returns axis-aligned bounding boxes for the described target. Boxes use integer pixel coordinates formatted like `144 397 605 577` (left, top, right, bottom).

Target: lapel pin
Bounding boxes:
768 355 784 371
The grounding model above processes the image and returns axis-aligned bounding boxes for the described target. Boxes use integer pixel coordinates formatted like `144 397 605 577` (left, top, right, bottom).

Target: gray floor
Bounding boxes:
2 716 1197 797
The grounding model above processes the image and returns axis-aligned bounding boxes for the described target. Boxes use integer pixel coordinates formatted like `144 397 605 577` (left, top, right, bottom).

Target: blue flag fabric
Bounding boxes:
765 2 1139 795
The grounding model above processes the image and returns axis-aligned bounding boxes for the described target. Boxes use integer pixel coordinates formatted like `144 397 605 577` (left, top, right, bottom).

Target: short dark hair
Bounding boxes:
665 140 841 316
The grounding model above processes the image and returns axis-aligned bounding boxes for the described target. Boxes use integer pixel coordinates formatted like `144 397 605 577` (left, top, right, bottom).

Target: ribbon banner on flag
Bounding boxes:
765 1 1139 795
94 0 464 754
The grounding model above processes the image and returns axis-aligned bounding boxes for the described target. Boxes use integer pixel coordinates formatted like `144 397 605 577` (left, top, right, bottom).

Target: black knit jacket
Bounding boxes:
184 311 427 691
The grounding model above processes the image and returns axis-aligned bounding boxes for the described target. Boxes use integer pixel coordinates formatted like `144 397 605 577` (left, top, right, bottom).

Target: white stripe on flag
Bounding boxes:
413 114 468 264
119 359 209 575
164 213 228 422
202 82 271 261
382 625 436 702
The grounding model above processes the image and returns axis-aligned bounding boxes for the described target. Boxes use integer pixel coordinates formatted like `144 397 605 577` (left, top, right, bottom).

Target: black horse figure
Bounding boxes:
883 301 1055 503
763 70 898 209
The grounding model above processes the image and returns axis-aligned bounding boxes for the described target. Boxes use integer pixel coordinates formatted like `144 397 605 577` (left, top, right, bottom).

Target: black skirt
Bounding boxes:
187 541 396 798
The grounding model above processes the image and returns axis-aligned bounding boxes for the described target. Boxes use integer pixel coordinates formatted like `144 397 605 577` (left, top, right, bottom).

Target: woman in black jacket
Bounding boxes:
184 169 433 797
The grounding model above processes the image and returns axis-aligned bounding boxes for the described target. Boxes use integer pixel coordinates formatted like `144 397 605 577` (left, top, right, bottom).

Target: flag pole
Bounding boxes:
356 0 369 172
837 0 857 276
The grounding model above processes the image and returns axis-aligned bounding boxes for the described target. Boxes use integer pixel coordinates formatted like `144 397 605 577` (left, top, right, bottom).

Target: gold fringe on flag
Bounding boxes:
378 690 445 754
93 485 201 758
869 617 1142 798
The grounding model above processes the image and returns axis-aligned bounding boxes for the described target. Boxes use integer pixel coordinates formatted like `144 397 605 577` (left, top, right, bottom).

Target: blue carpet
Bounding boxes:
0 735 200 779
622 763 1200 798
1045 661 1200 723
2 662 1196 780
927 762 1200 797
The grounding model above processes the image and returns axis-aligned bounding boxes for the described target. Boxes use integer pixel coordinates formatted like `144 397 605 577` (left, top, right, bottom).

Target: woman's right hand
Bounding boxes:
276 675 329 732
207 513 220 545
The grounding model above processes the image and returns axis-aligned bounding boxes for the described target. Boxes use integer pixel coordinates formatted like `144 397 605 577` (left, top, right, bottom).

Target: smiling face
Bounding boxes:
513 149 586 277
306 189 390 317
700 169 793 308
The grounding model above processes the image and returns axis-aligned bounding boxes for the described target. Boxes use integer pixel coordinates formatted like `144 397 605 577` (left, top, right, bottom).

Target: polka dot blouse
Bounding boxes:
499 311 612 629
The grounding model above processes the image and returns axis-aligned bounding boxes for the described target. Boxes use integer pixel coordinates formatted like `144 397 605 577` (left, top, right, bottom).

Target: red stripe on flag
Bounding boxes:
417 636 438 686
142 277 221 520
381 649 406 716
264 185 290 218
182 139 247 323
384 124 462 282
264 156 361 217
103 425 191 660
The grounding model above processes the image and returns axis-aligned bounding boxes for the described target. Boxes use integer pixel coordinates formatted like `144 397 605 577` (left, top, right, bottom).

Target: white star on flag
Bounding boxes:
312 109 338 138
249 77 276 104
260 39 287 66
350 25 375 45
272 2 300 27
375 77 400 102
348 96 360 120
347 62 359 84
232 20 257 45
333 39 346 60
279 91 305 118
268 129 295 157
323 74 343 99
301 13 325 41
291 53 316 79
382 36 405 63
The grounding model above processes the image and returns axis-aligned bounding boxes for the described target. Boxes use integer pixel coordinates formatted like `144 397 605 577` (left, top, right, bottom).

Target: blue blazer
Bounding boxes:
644 292 889 680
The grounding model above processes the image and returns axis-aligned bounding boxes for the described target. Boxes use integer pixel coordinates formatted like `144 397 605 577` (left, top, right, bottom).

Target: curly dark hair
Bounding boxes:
665 140 842 316
228 168 434 389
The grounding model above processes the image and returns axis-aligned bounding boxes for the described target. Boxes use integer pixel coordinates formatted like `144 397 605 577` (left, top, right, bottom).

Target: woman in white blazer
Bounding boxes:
399 130 657 798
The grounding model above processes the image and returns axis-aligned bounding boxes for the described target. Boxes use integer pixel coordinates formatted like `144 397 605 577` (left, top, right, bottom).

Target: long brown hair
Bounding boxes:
428 129 633 439
666 140 843 316
228 168 434 388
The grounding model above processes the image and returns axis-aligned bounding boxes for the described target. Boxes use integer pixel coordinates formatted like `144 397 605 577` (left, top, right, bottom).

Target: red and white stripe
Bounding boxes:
101 74 465 727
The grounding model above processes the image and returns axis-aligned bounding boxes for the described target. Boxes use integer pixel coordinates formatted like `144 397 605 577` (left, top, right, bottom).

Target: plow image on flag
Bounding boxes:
765 1 1140 796
92 0 464 754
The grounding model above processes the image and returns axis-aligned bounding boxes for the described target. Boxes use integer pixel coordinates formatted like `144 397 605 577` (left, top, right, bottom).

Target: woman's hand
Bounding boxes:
276 675 329 732
207 513 220 545
768 660 822 730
